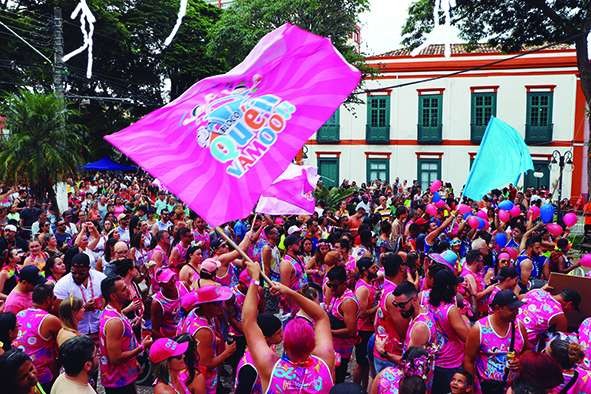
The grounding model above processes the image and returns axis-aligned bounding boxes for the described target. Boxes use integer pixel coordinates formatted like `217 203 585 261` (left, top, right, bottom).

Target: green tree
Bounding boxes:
0 90 88 201
402 0 591 191
206 0 370 82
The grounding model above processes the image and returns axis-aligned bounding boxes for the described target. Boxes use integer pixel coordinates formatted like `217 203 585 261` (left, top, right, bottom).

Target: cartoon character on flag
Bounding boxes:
106 23 360 226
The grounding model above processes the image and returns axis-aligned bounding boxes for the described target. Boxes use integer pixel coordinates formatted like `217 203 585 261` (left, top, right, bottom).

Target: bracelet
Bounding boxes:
249 279 261 287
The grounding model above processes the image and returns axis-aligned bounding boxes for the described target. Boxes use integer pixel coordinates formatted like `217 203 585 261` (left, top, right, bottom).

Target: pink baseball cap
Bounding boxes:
200 258 220 274
180 285 233 311
149 338 188 364
155 268 176 283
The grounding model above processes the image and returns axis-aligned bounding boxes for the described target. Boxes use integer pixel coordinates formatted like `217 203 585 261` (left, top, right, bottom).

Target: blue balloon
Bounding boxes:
477 217 487 230
498 200 514 211
432 192 441 203
540 203 555 224
495 232 508 248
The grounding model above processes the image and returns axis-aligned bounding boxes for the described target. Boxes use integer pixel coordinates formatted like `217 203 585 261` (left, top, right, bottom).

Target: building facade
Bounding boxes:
303 44 589 200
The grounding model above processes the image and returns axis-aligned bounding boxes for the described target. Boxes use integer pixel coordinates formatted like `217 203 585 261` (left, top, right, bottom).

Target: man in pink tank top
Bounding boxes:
13 283 61 393
279 234 308 314
151 268 182 339
464 290 529 393
100 275 153 394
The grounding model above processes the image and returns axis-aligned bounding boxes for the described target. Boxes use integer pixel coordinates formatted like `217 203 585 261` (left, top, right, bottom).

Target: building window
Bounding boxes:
525 92 553 144
418 94 442 143
417 158 441 190
524 160 550 190
317 109 340 143
367 158 389 184
366 95 390 143
471 92 496 143
317 157 339 188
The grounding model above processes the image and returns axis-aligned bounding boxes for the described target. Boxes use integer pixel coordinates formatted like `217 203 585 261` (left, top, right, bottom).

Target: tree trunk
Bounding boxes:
575 33 591 199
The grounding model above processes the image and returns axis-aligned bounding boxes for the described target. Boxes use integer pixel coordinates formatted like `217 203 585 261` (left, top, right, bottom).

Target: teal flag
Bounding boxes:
463 117 533 201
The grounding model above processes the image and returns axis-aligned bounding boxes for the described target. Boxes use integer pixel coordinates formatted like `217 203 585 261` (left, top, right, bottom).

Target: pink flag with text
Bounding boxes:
105 23 359 225
256 164 319 215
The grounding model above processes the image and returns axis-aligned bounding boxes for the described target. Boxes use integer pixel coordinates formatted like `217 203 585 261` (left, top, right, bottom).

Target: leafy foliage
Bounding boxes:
206 0 371 90
314 184 357 211
0 90 88 200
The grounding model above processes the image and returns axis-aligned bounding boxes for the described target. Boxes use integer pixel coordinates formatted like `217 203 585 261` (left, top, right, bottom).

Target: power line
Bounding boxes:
361 33 587 93
0 20 52 64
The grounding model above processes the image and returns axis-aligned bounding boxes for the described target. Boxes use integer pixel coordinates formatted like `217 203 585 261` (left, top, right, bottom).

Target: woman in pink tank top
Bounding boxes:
151 268 184 338
428 269 469 394
547 338 591 394
242 262 335 394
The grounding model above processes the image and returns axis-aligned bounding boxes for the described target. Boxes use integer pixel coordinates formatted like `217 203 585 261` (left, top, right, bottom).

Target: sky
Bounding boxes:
359 0 415 55
359 0 591 57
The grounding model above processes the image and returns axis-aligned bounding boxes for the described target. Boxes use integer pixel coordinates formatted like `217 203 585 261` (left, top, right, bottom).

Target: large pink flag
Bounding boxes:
256 164 319 215
105 23 359 225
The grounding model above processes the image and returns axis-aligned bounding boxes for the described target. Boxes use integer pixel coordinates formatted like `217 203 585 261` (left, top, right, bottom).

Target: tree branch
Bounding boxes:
532 0 575 37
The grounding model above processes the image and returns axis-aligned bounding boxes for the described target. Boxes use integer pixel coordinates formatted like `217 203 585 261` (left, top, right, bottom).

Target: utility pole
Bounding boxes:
52 7 65 99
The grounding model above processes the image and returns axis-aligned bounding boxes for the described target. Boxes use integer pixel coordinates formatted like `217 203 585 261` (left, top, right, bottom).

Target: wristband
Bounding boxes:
249 279 261 287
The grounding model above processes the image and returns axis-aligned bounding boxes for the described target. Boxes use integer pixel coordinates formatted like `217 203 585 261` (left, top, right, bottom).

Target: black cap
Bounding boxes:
210 238 227 250
561 288 581 311
491 289 524 309
495 266 518 282
72 253 90 267
18 265 46 286
434 269 463 286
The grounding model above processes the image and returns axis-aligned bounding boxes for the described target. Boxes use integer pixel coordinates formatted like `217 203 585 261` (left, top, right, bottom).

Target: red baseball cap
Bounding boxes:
149 338 188 364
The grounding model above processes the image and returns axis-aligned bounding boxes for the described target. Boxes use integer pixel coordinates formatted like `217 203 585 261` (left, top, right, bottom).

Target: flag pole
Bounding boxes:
215 226 273 285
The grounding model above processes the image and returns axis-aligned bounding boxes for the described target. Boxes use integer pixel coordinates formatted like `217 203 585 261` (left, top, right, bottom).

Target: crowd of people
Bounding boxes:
0 173 588 394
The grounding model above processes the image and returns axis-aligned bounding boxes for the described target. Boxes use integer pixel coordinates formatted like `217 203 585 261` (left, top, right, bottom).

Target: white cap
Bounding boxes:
287 225 301 235
4 224 17 232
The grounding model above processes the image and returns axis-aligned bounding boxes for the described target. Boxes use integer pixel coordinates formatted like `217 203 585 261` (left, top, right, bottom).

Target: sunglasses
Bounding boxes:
392 296 415 309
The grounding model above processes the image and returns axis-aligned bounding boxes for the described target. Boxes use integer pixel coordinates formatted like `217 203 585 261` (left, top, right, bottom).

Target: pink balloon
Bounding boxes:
580 254 591 268
435 200 446 208
510 205 521 218
477 210 488 220
528 206 540 220
457 204 472 215
562 212 578 228
546 223 563 237
468 216 480 229
429 180 442 193
426 204 437 216
499 210 511 223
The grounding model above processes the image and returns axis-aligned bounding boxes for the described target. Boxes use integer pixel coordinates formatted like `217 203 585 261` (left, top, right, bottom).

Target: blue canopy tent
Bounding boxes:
83 157 137 171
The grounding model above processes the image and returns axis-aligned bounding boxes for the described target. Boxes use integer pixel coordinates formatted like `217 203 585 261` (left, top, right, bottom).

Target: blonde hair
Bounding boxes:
59 296 83 331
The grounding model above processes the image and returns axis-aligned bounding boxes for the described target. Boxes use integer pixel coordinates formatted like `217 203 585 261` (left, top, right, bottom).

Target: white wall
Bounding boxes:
307 71 578 197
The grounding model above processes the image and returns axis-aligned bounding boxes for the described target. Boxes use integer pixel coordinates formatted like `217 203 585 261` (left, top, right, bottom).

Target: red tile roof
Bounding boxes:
373 43 574 58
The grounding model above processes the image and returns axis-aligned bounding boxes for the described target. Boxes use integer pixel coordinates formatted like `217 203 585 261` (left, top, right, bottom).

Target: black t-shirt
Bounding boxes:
20 207 41 227
235 364 258 394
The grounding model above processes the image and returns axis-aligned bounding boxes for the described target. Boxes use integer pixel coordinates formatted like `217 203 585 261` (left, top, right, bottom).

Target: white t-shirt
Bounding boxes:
50 373 96 394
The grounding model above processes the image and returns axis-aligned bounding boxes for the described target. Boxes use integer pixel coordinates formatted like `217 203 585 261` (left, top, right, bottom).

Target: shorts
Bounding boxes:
354 331 373 367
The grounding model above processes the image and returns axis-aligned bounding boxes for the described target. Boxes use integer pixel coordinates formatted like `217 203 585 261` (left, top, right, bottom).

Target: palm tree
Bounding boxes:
0 90 88 202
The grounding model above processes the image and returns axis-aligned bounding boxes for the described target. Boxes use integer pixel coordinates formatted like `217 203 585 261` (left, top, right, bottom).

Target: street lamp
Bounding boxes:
550 150 573 206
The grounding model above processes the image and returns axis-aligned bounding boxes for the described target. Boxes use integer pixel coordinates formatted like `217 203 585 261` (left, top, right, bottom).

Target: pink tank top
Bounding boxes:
403 311 437 351
550 367 591 394
429 302 464 368
216 265 234 287
578 317 591 370
14 308 57 384
99 305 140 388
517 289 563 348
475 316 525 382
375 366 403 394
193 230 210 258
373 281 405 361
266 355 333 393
329 289 359 359
355 278 376 332
171 242 189 269
236 349 262 394
152 283 184 338
487 286 502 314
285 255 308 291
177 311 219 394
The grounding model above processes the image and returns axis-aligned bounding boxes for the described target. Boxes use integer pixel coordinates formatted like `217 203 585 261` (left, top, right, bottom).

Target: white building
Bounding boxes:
303 44 588 200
